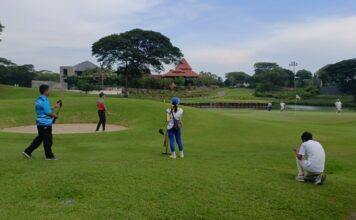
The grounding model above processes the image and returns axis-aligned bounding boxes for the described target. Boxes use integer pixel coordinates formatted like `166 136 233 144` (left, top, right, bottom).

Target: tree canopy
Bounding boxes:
320 59 356 102
224 72 251 87
92 29 183 96
296 69 312 87
253 62 293 92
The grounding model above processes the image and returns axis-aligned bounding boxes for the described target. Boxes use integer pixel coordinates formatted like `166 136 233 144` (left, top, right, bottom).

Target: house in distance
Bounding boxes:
60 61 98 89
161 58 199 79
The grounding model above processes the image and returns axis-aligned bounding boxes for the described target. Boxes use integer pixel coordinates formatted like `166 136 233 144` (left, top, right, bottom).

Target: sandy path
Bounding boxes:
0 124 128 134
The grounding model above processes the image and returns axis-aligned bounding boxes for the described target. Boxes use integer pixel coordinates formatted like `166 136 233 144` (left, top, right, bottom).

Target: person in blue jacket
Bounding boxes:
22 85 59 160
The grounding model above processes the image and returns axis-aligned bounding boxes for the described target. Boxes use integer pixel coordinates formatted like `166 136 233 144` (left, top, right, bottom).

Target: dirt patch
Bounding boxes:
347 212 356 220
0 124 128 134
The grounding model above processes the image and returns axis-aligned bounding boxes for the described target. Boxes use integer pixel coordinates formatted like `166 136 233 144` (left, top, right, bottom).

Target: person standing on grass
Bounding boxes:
166 97 184 159
294 132 326 185
96 92 110 132
280 101 286 112
267 102 273 112
335 99 342 113
22 85 59 160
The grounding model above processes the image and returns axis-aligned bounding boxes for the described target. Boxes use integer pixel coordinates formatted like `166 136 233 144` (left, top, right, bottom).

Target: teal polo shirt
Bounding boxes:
35 95 53 126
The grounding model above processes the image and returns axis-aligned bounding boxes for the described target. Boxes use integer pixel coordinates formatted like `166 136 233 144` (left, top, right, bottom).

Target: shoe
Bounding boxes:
314 174 326 185
295 175 305 182
179 151 184 158
22 152 32 159
45 157 58 161
169 155 176 159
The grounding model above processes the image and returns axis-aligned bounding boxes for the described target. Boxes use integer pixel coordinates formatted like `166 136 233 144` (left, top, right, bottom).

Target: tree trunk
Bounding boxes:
124 73 129 98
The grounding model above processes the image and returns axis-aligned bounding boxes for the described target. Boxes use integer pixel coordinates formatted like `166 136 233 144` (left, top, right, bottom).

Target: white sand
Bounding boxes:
0 124 128 134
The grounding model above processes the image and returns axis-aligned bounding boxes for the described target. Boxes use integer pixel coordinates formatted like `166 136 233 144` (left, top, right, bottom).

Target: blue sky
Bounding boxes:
1 0 356 76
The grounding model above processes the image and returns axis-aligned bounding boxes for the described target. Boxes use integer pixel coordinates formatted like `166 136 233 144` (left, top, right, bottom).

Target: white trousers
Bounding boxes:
296 158 321 176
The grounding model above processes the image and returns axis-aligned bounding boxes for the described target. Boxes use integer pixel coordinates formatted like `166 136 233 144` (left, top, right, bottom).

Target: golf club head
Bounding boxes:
57 99 63 108
158 128 164 135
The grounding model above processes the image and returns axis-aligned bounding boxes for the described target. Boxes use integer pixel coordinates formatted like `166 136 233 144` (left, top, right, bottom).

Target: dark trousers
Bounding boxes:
24 126 54 158
96 110 106 131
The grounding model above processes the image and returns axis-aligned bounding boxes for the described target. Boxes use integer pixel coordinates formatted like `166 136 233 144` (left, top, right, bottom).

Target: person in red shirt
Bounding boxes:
96 92 107 132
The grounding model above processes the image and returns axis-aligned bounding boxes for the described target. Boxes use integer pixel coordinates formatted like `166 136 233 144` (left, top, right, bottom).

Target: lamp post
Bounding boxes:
289 61 298 114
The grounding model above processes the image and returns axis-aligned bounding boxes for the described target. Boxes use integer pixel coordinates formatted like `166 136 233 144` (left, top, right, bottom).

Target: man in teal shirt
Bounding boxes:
22 85 59 160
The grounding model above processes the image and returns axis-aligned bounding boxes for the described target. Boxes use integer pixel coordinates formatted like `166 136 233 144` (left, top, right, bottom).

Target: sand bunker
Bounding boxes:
0 124 128 134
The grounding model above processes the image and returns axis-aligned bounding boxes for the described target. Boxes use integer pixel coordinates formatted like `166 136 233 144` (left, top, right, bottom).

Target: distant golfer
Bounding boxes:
335 99 342 113
294 132 326 185
96 92 109 132
22 85 59 160
280 101 286 112
166 97 184 159
267 102 273 111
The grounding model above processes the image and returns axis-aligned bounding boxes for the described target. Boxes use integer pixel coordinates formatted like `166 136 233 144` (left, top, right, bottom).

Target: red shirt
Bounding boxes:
97 98 106 111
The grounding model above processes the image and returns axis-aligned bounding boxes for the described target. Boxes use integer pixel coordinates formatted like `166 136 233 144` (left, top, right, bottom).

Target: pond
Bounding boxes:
285 105 334 111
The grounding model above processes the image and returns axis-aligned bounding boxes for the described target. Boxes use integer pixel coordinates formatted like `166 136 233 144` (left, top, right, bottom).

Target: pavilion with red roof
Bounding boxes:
162 58 199 78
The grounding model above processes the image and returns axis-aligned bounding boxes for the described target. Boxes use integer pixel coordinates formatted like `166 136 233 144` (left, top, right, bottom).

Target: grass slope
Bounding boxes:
0 85 355 219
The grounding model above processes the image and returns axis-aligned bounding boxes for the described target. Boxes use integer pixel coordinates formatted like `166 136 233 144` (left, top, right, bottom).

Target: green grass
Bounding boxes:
0 85 356 219
129 86 354 108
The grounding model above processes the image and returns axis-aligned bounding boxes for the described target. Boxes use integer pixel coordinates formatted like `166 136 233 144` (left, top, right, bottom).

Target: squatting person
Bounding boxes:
22 85 59 160
294 132 326 185
96 92 109 132
166 97 184 159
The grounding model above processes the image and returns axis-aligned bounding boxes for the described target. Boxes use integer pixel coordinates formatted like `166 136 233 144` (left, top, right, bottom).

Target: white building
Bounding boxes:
60 61 98 89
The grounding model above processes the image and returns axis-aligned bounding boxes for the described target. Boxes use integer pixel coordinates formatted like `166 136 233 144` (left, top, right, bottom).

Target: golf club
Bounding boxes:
53 100 62 124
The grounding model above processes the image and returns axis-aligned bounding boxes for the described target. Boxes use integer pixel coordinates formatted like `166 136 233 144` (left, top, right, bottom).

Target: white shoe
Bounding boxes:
22 152 32 159
169 155 176 159
295 175 305 182
179 151 184 158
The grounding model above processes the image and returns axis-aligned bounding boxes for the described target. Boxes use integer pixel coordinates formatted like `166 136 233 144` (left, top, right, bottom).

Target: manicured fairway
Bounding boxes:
0 86 355 219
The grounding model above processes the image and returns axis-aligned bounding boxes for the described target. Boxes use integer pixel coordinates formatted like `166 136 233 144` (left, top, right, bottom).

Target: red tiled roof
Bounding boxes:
162 58 199 78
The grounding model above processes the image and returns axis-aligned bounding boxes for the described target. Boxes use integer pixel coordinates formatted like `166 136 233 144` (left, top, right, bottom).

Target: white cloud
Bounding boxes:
184 16 356 75
1 0 356 76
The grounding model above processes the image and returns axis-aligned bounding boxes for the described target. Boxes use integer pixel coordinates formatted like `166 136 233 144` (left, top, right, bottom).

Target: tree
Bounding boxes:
0 21 4 42
296 69 312 87
253 62 291 92
77 79 95 93
224 72 250 87
35 70 60 82
0 57 15 66
198 71 222 87
254 62 279 75
321 59 356 103
92 29 183 96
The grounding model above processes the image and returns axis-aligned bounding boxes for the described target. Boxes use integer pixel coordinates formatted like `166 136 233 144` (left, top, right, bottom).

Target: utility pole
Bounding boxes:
289 61 298 114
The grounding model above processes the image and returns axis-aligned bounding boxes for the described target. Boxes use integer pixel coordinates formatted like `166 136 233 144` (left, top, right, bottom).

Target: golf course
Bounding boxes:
0 85 355 219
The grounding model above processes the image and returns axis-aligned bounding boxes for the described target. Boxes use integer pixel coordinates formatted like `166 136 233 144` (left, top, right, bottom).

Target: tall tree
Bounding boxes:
92 29 183 96
296 69 312 87
224 72 250 87
254 62 279 75
253 62 291 91
321 59 356 103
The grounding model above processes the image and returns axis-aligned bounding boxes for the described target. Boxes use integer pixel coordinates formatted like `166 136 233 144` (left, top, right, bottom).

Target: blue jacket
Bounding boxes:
35 95 53 126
